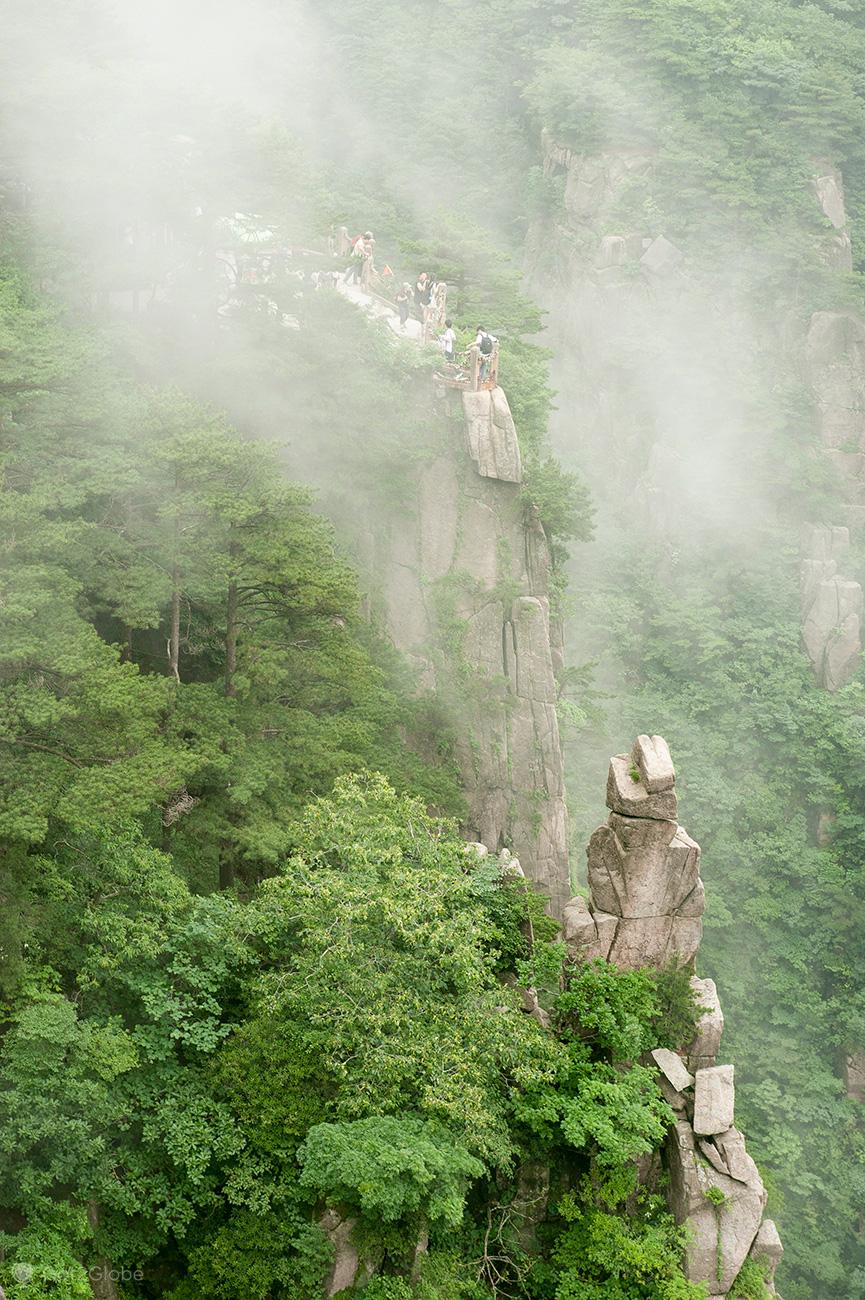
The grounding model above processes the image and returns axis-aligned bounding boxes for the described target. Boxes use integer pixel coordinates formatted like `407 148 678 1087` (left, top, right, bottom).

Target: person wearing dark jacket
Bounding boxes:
475 326 495 381
396 284 411 330
414 272 432 316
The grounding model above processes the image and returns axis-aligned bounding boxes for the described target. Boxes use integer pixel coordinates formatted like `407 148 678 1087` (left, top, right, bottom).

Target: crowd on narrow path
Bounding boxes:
328 223 500 390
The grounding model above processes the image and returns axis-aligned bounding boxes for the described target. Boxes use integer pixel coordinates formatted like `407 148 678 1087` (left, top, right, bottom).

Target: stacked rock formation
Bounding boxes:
564 738 784 1297
374 382 570 916
800 523 863 691
563 736 703 969
660 1014 783 1298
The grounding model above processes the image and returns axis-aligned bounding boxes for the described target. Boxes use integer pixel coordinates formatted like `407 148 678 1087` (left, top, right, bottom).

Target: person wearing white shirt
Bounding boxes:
440 319 457 364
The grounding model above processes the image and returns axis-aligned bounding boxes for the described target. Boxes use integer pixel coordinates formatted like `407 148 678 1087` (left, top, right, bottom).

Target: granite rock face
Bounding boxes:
666 1119 767 1293
805 312 865 529
632 733 675 791
843 1049 865 1103
807 311 865 449
640 234 683 275
651 1047 694 1093
749 1217 784 1285
606 754 679 821
566 737 702 969
462 387 523 482
375 385 570 916
800 524 862 691
319 1211 363 1296
686 977 724 1071
812 163 853 271
693 1065 735 1136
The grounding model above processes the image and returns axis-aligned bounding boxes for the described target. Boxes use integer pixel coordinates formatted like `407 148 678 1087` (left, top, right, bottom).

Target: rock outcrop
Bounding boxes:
803 163 865 540
800 524 862 690
565 736 703 968
667 1117 768 1294
319 1211 366 1296
843 1050 865 1104
806 310 865 529
374 383 570 916
812 161 853 272
563 737 781 1296
462 387 522 482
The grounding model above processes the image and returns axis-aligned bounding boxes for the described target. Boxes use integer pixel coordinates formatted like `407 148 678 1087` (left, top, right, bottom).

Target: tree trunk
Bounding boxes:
168 560 181 683
86 1201 120 1300
225 580 238 698
168 474 182 682
218 842 235 891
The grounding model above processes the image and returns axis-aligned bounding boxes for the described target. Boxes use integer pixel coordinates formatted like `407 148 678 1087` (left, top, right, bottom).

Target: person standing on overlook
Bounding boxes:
358 232 375 287
346 232 375 286
476 326 495 382
440 318 456 364
414 272 431 318
396 283 411 330
345 234 365 283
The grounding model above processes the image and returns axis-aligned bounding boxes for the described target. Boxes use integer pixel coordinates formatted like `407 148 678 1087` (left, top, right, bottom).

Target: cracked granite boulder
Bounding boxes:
566 737 703 969
666 1119 767 1293
561 746 780 1296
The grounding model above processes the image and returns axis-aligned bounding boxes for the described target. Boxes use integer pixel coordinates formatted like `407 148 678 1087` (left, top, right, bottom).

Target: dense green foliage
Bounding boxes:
279 11 865 1289
0 246 462 893
0 60 689 1296
0 768 700 1298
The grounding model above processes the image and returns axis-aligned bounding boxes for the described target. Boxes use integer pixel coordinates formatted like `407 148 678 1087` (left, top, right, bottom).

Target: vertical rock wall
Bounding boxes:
374 383 571 916
800 172 865 687
564 738 784 1298
800 523 863 691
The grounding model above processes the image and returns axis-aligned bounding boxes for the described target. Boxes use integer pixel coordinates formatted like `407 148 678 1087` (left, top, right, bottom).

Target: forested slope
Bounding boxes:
0 221 706 1297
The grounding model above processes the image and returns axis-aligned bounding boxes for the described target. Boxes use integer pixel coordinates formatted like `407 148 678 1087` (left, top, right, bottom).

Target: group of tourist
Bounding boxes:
342 230 376 286
330 223 498 381
394 271 447 332
335 227 444 326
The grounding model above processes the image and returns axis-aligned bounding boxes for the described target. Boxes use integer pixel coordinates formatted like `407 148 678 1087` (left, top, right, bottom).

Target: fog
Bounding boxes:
0 0 803 813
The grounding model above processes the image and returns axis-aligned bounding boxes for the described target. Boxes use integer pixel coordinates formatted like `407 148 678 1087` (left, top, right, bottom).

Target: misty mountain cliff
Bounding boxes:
2 1 865 1297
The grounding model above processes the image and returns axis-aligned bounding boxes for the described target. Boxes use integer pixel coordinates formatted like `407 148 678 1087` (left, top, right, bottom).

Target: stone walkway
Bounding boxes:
337 277 426 344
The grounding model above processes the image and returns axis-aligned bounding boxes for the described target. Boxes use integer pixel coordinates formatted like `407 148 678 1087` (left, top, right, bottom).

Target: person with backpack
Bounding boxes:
475 326 496 382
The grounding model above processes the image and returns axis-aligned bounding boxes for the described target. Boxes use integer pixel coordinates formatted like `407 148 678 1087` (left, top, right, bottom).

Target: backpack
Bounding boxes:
479 333 494 356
